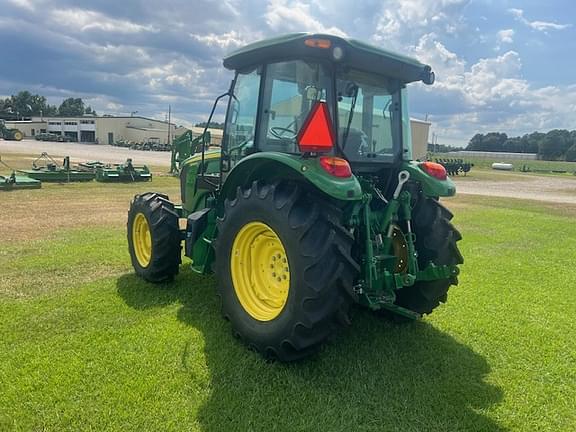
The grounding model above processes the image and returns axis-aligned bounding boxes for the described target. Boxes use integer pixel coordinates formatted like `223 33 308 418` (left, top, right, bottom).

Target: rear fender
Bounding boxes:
219 152 362 209
402 161 456 197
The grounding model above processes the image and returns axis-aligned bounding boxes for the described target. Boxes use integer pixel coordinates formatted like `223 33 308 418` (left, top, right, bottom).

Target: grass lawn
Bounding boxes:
1 169 575 431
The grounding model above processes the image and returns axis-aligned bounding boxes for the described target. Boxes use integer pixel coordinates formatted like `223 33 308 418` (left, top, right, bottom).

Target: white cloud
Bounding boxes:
497 29 514 44
190 31 247 50
462 51 528 106
265 0 347 37
412 34 576 142
7 0 35 11
373 0 470 47
50 9 156 34
105 101 123 111
413 33 465 91
509 8 570 32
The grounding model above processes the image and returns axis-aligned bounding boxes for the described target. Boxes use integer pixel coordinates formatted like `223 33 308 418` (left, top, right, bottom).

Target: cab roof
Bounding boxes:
223 33 434 85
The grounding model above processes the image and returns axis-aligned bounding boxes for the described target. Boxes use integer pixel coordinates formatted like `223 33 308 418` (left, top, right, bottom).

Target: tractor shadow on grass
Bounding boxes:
118 267 505 432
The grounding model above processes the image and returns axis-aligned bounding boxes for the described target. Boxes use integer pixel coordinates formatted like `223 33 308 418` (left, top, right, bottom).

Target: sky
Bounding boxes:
1 0 575 146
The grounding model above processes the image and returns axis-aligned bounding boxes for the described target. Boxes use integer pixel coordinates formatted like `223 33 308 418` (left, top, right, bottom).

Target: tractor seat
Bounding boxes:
340 128 368 157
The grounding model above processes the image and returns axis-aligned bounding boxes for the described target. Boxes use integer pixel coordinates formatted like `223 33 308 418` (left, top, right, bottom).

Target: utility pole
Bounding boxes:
167 105 171 146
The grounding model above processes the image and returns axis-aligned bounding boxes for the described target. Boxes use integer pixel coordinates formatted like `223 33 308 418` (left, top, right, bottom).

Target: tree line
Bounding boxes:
0 91 96 119
194 121 225 130
466 130 576 161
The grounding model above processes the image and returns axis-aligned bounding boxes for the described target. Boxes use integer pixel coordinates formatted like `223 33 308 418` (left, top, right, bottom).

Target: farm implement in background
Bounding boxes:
12 153 152 185
95 159 151 182
0 155 41 191
111 138 171 152
434 158 473 176
18 153 95 182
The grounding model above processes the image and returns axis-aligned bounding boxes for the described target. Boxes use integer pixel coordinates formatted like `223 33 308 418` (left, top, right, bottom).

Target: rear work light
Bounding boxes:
319 156 352 178
419 161 447 180
304 38 331 49
297 101 335 153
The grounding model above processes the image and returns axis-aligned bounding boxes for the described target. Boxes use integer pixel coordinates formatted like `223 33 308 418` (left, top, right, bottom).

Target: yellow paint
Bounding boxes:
182 149 221 167
132 213 152 267
230 222 290 321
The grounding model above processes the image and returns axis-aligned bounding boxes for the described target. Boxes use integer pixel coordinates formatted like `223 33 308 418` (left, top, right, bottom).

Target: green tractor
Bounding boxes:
0 120 24 141
127 33 463 361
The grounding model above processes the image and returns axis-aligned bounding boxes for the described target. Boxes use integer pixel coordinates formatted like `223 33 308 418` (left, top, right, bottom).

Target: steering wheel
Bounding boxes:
270 126 297 140
227 135 253 155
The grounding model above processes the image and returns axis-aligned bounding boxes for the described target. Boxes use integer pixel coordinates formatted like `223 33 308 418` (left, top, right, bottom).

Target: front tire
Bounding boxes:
214 181 359 361
127 192 181 282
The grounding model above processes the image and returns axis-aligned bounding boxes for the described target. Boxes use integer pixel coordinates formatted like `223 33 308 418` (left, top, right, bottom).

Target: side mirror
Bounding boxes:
422 67 435 85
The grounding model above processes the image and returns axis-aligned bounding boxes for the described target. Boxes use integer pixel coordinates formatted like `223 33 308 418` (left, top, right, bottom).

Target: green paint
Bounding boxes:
402 161 456 197
0 173 42 190
354 180 459 318
95 161 151 183
220 152 362 204
180 150 221 215
17 169 95 182
190 207 217 274
223 33 433 85
170 130 211 174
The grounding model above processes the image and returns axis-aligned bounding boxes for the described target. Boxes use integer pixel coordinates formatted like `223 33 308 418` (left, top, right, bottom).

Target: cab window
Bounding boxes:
224 67 261 166
259 60 332 153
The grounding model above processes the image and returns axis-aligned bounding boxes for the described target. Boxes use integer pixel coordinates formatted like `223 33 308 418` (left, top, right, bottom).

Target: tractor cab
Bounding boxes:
220 33 435 175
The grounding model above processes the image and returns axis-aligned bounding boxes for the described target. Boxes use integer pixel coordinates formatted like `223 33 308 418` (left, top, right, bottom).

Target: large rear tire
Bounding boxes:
394 197 463 315
127 192 181 282
214 181 359 361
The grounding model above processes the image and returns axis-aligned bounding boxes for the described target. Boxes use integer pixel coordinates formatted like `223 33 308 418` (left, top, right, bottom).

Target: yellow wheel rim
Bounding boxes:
133 213 152 268
230 222 290 321
13 131 23 141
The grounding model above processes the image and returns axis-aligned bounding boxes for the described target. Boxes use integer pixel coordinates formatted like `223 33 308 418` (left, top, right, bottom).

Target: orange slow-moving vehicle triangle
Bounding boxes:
297 101 334 153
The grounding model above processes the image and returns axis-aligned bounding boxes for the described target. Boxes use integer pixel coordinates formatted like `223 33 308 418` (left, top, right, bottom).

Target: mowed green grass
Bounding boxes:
1 178 575 431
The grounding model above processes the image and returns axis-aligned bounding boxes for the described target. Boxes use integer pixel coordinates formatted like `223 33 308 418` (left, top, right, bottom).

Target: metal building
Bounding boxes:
4 115 176 144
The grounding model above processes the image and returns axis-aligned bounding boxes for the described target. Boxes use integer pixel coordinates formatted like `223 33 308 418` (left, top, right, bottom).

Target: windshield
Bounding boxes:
337 69 401 162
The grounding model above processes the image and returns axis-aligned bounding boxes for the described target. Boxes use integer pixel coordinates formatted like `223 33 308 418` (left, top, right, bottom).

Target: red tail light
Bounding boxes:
420 161 447 180
297 101 334 153
319 156 352 178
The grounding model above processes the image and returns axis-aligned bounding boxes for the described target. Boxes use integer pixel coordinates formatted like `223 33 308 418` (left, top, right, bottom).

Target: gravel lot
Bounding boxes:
3 139 576 204
0 139 171 166
453 174 576 205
